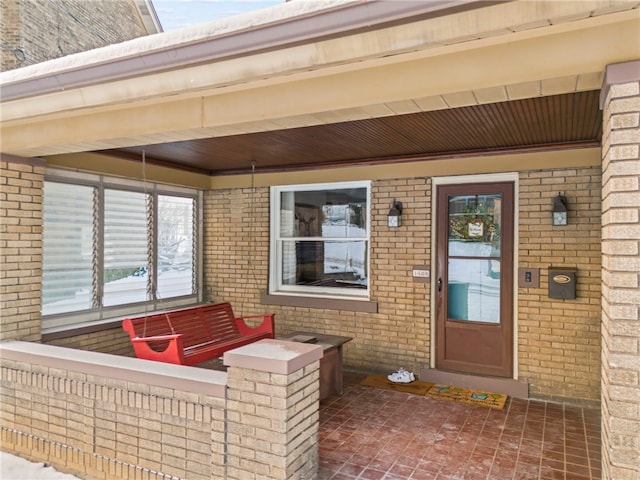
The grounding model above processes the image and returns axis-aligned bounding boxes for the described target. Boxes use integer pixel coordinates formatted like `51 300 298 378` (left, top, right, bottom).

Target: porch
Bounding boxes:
0 1 637 478
318 372 601 480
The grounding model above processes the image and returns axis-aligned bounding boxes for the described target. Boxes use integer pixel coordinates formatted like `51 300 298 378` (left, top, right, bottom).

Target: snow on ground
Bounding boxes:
1 452 81 480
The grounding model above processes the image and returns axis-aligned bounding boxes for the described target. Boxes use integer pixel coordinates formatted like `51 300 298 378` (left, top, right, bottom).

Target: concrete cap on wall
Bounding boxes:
0 340 227 397
223 339 323 374
600 60 640 109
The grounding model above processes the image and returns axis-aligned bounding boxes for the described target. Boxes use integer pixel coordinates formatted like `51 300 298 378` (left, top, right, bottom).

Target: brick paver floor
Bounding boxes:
318 373 601 480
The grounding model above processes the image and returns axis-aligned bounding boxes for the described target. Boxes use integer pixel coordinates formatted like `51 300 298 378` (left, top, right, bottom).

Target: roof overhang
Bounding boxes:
1 0 638 183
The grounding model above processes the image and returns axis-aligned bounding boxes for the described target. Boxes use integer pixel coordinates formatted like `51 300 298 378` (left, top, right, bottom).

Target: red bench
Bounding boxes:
122 302 275 366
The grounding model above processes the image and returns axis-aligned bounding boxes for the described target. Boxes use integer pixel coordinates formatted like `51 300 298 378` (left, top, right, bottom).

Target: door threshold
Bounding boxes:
419 367 529 399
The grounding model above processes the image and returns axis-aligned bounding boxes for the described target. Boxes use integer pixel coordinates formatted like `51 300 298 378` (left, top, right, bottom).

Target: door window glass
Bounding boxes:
447 194 502 323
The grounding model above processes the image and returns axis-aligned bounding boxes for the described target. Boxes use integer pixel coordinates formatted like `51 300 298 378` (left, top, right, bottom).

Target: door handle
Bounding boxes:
438 278 442 292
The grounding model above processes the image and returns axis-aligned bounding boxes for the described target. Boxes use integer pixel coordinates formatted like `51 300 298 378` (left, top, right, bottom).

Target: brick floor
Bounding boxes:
318 373 601 480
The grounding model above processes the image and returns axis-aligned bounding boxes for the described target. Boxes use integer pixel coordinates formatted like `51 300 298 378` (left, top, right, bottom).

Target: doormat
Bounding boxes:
425 384 508 410
361 374 434 396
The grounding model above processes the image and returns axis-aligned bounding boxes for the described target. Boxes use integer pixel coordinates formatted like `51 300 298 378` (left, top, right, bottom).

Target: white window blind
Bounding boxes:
103 189 149 307
42 172 200 330
157 195 194 299
42 182 96 315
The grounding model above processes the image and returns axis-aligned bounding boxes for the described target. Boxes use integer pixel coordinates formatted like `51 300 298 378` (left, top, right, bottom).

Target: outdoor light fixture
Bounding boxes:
387 200 403 228
552 193 568 226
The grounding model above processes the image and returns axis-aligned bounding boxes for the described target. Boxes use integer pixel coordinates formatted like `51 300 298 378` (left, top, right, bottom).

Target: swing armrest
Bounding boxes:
235 313 275 338
129 334 186 365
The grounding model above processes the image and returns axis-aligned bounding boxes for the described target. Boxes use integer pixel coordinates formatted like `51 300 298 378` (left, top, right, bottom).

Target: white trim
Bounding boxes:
430 172 520 379
269 180 371 299
432 172 519 186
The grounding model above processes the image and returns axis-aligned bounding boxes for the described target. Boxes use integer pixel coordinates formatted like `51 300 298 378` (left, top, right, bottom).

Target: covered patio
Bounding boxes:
1 1 638 479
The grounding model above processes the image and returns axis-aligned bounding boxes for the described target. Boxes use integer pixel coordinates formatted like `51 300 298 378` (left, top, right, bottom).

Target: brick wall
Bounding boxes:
203 178 433 377
1 154 602 405
1 340 321 480
203 186 270 309
0 156 604 405
518 167 602 404
203 170 601 403
1 0 150 71
366 178 432 370
0 157 136 355
0 345 227 480
0 0 21 71
0 156 44 343
600 63 640 479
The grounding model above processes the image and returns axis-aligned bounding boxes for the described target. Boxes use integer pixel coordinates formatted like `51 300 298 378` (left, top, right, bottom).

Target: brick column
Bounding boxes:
600 60 640 480
224 339 323 480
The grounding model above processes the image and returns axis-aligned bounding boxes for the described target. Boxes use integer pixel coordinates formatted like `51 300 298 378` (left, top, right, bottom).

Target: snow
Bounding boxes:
42 267 192 316
0 0 356 84
1 452 81 480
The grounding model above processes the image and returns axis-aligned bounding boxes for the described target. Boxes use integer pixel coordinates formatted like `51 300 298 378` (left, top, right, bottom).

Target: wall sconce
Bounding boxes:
552 193 568 226
387 200 403 228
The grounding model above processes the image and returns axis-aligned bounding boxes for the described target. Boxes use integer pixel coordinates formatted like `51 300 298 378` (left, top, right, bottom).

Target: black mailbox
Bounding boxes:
548 267 577 299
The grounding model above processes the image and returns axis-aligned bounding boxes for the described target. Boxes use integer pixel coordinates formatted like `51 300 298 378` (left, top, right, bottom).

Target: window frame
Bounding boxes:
42 168 203 334
269 180 371 301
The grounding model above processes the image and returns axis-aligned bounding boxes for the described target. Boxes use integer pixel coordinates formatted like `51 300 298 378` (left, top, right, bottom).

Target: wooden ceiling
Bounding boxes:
100 90 602 176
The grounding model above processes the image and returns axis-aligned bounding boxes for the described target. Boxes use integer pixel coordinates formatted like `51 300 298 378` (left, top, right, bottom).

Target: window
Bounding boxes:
270 181 370 299
42 169 201 331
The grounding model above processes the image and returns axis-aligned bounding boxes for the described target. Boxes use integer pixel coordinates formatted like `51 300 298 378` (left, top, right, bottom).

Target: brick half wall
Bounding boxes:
0 340 322 480
0 341 228 479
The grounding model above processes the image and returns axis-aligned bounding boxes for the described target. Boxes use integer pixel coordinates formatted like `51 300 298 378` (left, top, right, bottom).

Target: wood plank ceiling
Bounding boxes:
100 90 602 176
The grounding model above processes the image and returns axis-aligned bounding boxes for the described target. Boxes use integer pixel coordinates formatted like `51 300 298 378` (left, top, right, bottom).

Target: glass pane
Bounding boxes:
103 189 148 306
448 258 500 323
157 195 194 298
281 240 367 288
448 194 501 257
322 204 367 239
280 188 367 238
42 182 95 315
